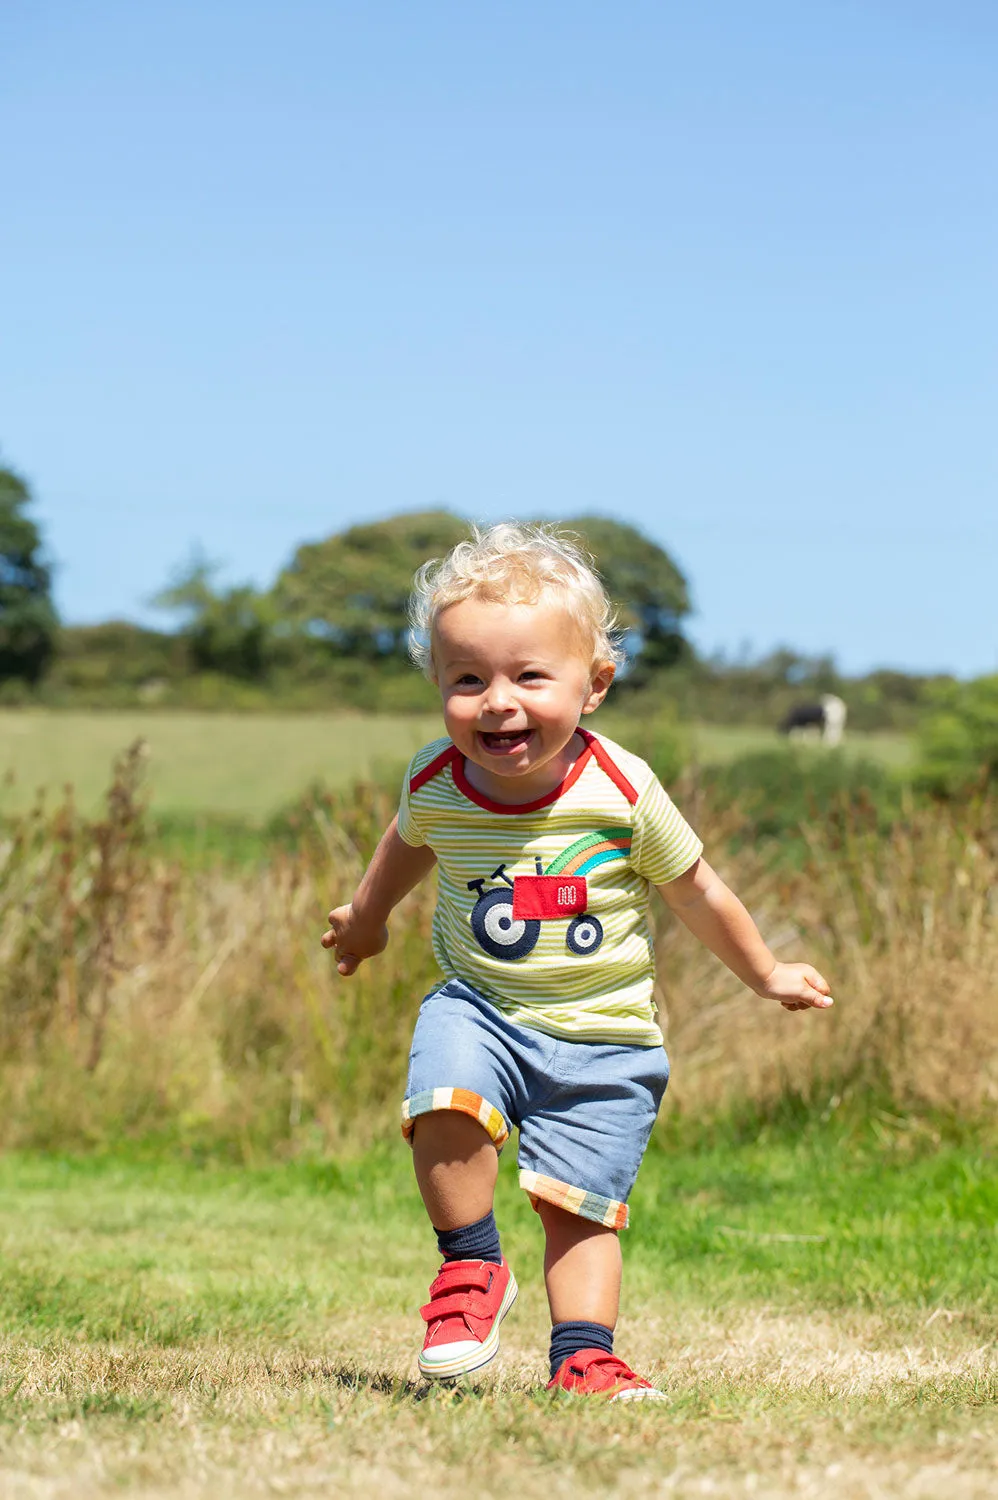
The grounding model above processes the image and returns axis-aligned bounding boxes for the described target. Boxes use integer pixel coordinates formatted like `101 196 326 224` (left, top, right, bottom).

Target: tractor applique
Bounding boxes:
466 827 632 962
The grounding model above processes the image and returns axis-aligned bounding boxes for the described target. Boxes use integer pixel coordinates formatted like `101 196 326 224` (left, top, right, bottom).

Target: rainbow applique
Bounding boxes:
544 828 633 879
465 828 633 962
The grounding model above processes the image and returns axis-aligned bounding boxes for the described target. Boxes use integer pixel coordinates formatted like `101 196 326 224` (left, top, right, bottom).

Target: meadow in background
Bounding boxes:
1 716 996 1496
1 710 995 1152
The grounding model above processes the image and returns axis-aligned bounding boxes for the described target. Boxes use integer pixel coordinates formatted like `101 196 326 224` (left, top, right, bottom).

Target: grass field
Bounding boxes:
0 710 913 819
0 706 992 1497
0 711 444 818
686 723 914 770
1 1125 995 1499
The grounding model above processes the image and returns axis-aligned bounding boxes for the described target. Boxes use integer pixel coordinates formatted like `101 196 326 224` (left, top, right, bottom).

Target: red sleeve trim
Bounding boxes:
579 729 639 805
409 743 462 795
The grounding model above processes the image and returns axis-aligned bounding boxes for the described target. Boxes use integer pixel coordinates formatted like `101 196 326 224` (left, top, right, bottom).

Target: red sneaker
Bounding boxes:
418 1257 518 1380
547 1348 666 1402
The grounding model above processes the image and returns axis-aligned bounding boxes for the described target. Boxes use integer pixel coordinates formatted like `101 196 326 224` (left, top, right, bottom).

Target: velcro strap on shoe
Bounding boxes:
419 1291 487 1323
427 1264 492 1298
578 1352 646 1385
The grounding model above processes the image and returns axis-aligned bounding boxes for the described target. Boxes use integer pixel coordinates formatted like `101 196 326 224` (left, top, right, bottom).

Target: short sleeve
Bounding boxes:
396 761 426 848
630 774 702 885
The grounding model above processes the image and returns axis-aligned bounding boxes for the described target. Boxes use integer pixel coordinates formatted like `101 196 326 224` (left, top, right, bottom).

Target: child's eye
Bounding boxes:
454 673 482 687
519 670 547 682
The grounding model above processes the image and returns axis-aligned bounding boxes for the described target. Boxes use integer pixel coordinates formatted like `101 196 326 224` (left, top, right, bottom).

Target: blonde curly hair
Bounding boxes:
408 521 623 678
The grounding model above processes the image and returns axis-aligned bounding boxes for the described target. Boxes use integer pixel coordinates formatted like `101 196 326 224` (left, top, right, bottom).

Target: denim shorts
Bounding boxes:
401 978 669 1229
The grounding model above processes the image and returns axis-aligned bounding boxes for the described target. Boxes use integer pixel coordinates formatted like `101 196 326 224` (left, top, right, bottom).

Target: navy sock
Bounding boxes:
549 1320 614 1379
434 1209 502 1265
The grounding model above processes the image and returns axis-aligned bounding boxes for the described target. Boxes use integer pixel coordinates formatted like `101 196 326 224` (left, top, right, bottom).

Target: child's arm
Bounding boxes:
321 815 437 977
658 857 833 1012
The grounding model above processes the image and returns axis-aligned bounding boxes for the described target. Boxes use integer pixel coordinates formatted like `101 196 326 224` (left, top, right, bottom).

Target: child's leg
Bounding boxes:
411 1110 498 1230
517 1036 670 1399
410 1111 516 1377
537 1200 620 1327
539 1202 662 1398
402 984 522 1379
540 1203 653 1394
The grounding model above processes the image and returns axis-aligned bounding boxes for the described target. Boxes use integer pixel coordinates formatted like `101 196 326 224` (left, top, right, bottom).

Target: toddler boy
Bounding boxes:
323 523 832 1399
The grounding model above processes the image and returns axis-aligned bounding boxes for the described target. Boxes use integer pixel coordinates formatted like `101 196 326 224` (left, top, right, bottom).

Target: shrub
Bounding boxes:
595 707 688 789
916 675 998 797
695 748 903 858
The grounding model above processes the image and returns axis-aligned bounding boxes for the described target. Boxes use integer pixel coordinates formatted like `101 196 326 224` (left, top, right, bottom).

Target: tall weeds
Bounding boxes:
656 783 998 1121
1 749 995 1156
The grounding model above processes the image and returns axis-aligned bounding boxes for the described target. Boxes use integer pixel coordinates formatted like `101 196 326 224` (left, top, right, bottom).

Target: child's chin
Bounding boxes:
469 752 538 784
474 753 531 775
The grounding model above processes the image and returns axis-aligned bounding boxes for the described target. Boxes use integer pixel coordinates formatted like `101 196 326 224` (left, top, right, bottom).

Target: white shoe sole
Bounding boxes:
418 1270 518 1380
610 1385 668 1403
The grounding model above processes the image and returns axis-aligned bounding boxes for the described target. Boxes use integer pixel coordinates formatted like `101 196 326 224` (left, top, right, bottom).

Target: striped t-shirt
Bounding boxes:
397 728 702 1046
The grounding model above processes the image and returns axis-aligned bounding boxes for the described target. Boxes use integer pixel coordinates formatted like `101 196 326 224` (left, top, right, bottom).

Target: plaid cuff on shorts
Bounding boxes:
519 1169 629 1230
401 1087 510 1149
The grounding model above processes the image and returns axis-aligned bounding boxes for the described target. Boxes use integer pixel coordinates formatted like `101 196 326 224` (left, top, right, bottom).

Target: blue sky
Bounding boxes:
2 0 996 676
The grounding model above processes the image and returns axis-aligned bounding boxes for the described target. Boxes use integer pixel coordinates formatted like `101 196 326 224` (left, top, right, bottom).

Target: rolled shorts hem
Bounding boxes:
519 1168 629 1231
401 1087 510 1150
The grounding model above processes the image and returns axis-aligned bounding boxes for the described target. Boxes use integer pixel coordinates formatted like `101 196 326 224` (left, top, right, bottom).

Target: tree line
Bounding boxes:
150 509 690 684
0 464 58 686
0 461 693 705
1 456 983 773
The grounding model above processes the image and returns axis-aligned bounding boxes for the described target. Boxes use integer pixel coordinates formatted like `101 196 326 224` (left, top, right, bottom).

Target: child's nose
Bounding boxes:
483 681 515 714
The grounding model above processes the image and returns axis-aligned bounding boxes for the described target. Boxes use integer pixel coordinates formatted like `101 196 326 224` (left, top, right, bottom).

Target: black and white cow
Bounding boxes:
779 694 847 747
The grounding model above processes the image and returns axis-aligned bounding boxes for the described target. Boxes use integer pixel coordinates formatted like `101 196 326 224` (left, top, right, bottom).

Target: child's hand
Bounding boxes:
321 903 389 976
756 962 834 1012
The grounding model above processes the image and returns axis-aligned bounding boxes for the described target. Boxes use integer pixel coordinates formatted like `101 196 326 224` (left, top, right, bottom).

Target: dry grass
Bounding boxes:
1 747 997 1152
2 1309 996 1499
2 744 996 1497
1 1104 994 1498
654 785 998 1121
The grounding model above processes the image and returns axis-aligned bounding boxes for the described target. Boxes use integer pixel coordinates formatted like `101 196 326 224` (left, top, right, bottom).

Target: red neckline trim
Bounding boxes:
452 728 598 814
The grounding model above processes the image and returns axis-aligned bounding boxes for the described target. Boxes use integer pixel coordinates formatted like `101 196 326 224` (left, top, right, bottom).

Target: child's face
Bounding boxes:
432 593 614 802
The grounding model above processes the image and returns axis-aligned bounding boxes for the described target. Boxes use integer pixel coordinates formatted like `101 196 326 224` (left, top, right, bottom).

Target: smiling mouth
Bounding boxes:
479 729 534 754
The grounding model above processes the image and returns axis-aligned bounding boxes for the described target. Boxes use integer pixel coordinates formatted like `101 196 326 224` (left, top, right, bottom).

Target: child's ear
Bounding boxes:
581 660 615 715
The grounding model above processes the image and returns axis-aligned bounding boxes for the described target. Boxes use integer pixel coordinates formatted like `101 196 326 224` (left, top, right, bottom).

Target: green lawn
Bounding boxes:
1 1126 994 1497
0 710 444 818
688 722 915 769
0 709 912 823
